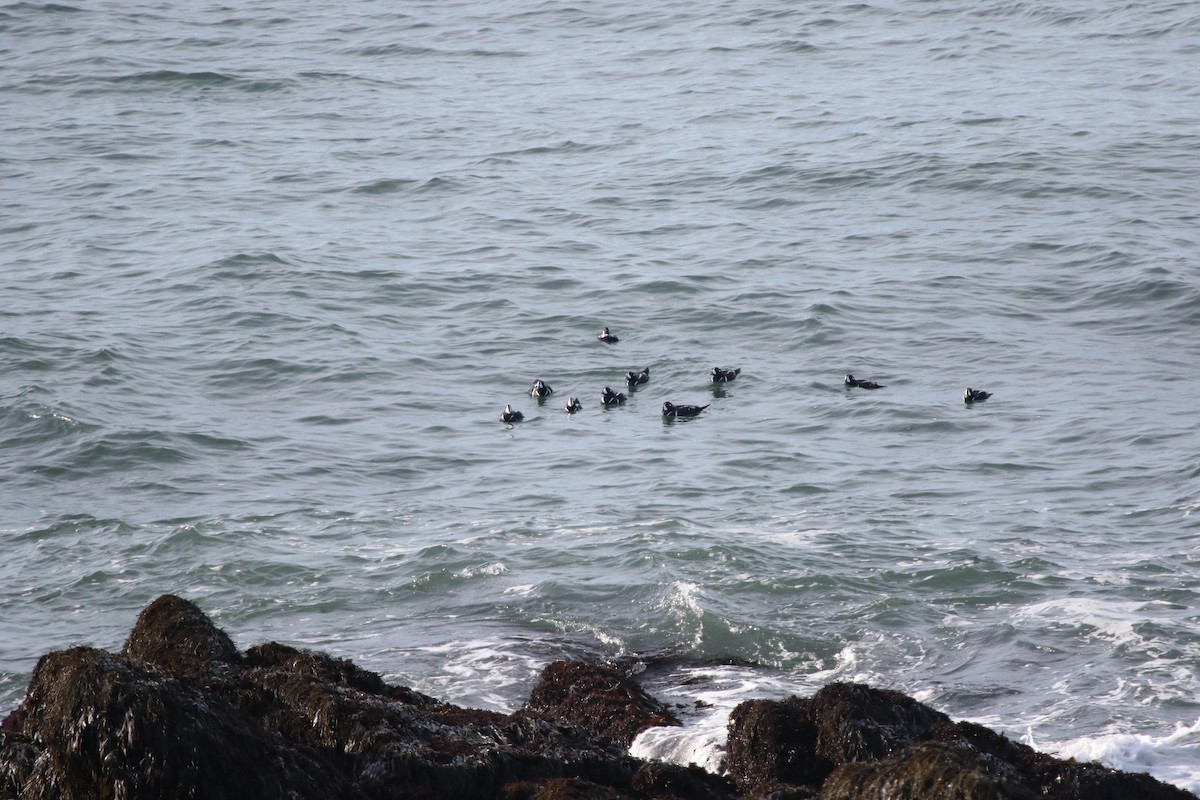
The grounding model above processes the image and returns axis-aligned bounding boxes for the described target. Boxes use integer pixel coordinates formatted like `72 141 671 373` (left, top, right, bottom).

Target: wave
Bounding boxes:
1039 720 1200 794
3 2 85 14
349 176 463 195
106 70 290 93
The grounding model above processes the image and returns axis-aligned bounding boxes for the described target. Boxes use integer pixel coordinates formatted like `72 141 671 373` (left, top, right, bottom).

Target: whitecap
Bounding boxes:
1033 719 1200 794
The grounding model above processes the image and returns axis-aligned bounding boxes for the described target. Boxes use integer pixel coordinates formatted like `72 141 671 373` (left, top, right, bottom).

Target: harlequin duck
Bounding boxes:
662 401 708 417
601 387 627 406
710 367 741 382
844 374 884 390
964 387 992 404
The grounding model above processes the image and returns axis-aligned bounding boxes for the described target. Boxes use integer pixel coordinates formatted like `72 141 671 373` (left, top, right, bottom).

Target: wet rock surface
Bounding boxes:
0 595 1193 800
521 660 682 748
725 687 1197 800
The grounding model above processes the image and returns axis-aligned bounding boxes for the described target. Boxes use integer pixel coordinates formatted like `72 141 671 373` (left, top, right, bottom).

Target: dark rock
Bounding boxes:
747 789 818 800
809 682 950 765
120 593 241 679
631 759 736 800
1049 759 1200 800
8 646 355 800
237 646 642 799
817 740 1034 800
0 729 40 797
309 695 643 800
0 597 664 800
726 697 830 794
726 691 1197 800
521 660 681 748
924 719 1199 800
498 776 634 800
916 719 1046 796
726 686 951 795
245 641 439 706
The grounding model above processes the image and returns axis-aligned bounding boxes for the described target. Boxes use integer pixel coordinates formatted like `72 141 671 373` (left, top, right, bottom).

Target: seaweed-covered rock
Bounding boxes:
235 644 646 799
925 719 1198 800
809 683 950 765
120 593 241 679
726 685 949 795
9 646 354 800
499 776 634 800
0 597 671 800
817 740 1033 800
631 758 736 800
521 660 681 748
246 641 437 705
726 696 830 794
0 729 40 797
728 692 1197 800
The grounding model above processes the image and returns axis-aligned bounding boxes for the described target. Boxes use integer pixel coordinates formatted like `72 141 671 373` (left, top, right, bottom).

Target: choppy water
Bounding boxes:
3 0 1200 790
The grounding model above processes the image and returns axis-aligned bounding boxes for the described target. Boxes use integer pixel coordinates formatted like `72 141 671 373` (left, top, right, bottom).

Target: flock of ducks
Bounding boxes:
499 327 992 425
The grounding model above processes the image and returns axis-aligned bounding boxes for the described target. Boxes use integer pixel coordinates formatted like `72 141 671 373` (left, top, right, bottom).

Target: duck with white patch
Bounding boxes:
662 401 708 417
710 367 741 382
964 387 992 404
601 387 627 406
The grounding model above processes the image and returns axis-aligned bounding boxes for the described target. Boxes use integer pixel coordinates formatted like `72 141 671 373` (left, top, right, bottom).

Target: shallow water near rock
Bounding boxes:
3 0 1200 791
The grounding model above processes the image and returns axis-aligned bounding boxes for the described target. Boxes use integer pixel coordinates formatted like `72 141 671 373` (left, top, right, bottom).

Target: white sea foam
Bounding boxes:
627 648 904 777
1031 720 1200 794
382 640 546 713
762 527 832 546
659 581 701 608
456 561 508 578
630 664 802 775
630 710 730 774
1012 597 1177 644
628 650 907 777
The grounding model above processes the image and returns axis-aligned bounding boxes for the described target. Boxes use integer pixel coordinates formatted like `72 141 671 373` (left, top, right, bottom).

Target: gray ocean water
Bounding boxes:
4 0 1200 788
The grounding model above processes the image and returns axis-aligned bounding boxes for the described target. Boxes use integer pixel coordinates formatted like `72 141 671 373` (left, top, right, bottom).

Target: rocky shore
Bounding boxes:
0 595 1193 800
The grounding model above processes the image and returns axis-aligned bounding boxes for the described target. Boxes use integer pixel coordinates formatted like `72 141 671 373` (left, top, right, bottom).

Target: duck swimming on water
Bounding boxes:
500 404 524 424
662 401 708 417
597 327 619 343
710 367 741 382
601 387 627 406
964 387 991 404
844 374 884 390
